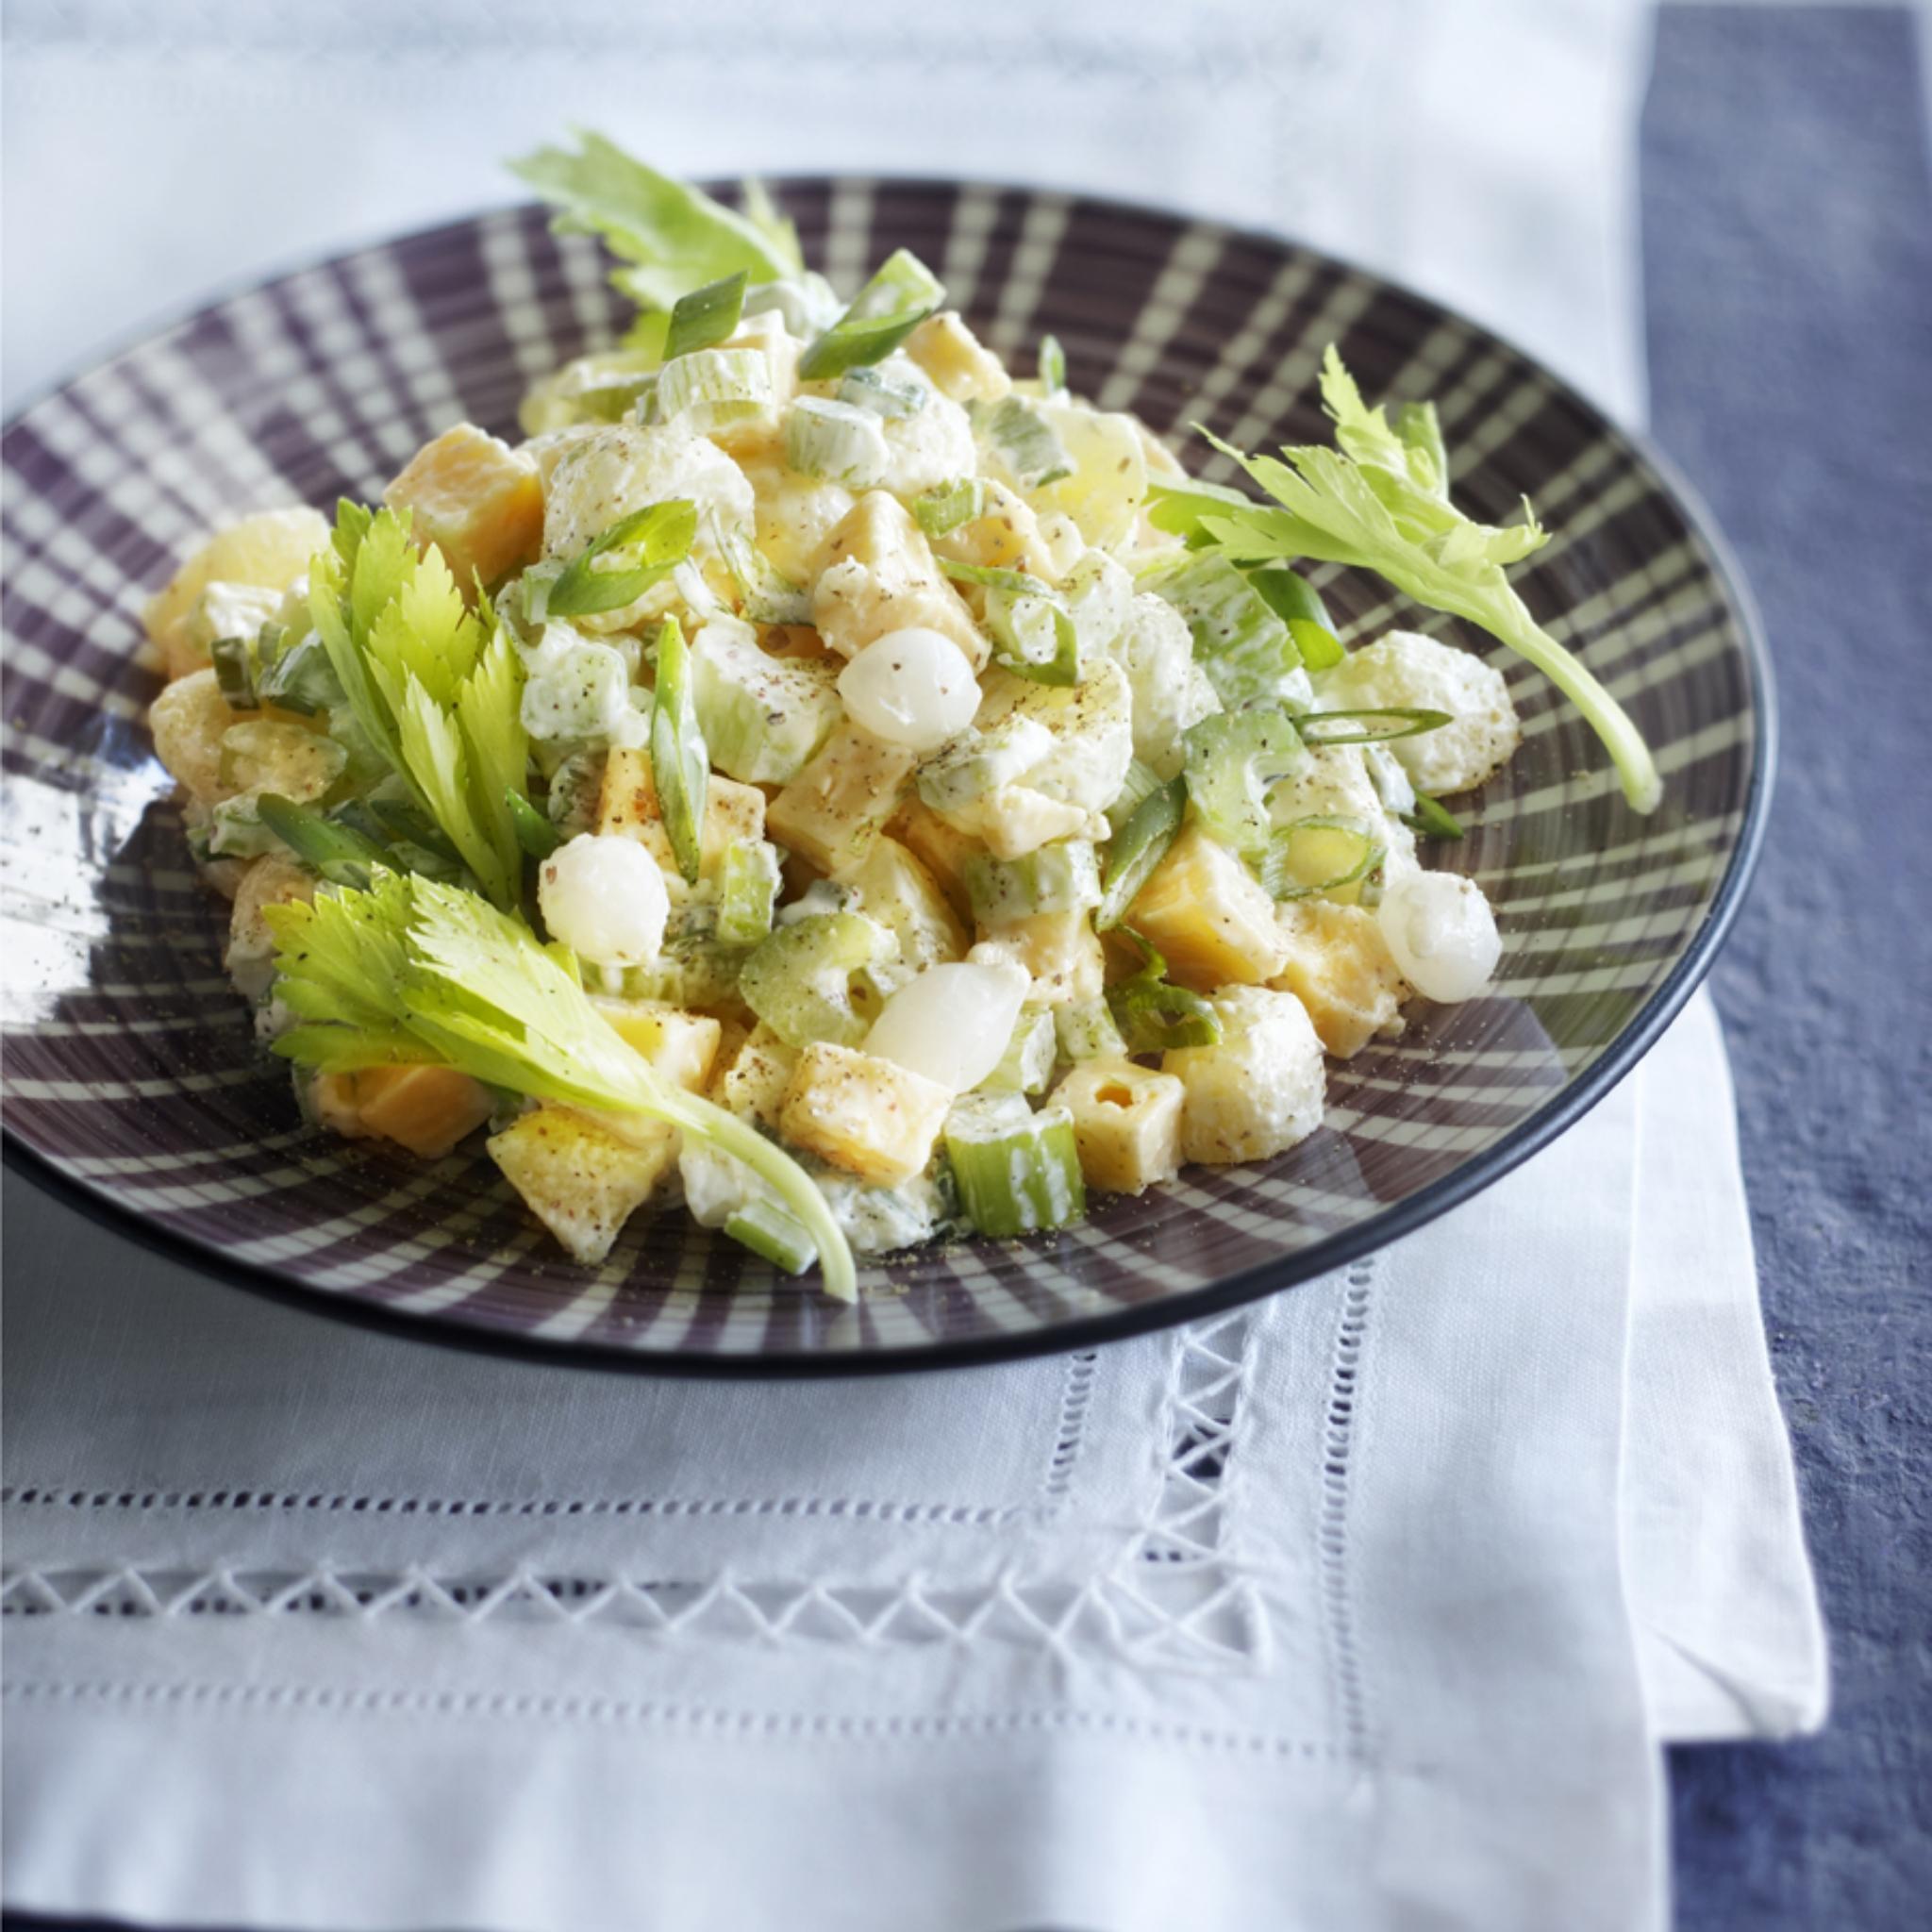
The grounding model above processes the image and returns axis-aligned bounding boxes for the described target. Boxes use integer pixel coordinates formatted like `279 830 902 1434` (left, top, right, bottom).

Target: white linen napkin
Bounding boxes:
1 3 1824 1926
1 996 1823 1932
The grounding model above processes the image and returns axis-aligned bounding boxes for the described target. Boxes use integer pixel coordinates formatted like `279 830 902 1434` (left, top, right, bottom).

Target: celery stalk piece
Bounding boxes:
838 364 927 419
1181 710 1307 863
716 840 782 947
982 1008 1058 1095
724 1198 818 1274
964 841 1102 926
1141 550 1306 709
916 716 1054 818
738 912 897 1048
657 348 775 434
690 619 841 784
970 395 1074 491
943 1093 1086 1238
649 616 708 886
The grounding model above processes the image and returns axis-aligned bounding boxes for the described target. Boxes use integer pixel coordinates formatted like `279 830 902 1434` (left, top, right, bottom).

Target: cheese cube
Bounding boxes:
766 722 917 878
1129 824 1288 991
778 1041 952 1186
1271 900 1409 1059
904 312 1012 403
1052 1059 1186 1194
487 1105 675 1264
708 1022 802 1131
847 835 969 970
593 1000 724 1092
386 423 545 592
968 909 1104 1008
1162 986 1326 1166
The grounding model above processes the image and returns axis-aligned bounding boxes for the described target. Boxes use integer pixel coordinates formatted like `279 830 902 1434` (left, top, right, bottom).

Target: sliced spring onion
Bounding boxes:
1039 333 1067 396
943 1093 1085 1238
547 499 696 619
656 347 774 432
1402 791 1466 840
255 632 345 716
724 1196 819 1274
210 633 258 711
1247 566 1345 671
965 841 1102 926
784 395 891 489
798 248 944 379
662 271 748 361
912 477 991 539
1181 709 1305 862
1106 932 1224 1053
1261 813 1385 901
1055 996 1126 1062
1291 706 1452 746
712 519 812 625
972 394 1074 491
716 840 782 946
1095 774 1185 931
649 615 707 886
838 363 927 419
256 793 391 889
507 787 561 859
1142 550 1303 708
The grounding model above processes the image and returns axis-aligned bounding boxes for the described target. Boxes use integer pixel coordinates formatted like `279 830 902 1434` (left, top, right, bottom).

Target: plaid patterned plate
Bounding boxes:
0 182 1772 1372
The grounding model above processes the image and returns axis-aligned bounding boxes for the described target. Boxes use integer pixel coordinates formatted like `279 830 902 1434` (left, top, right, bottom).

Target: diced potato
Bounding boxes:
1163 986 1326 1166
385 423 545 593
1271 900 1410 1059
904 312 1011 403
1030 403 1148 551
969 909 1104 1008
225 852 314 1000
345 1064 495 1160
889 798 984 921
766 722 917 878
778 1041 952 1188
148 669 239 804
1052 1059 1186 1195
846 835 968 971
812 491 986 668
708 1021 801 1131
1130 824 1288 992
487 1104 677 1264
596 746 767 889
972 659 1133 824
1313 630 1522 795
142 507 330 646
738 452 857 587
593 1000 724 1092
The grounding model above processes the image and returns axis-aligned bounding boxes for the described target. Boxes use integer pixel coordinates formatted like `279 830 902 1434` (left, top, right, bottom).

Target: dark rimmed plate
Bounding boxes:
0 179 1772 1373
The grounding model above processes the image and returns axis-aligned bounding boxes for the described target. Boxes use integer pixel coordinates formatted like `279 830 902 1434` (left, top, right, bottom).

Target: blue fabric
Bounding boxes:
1643 6 1932 1925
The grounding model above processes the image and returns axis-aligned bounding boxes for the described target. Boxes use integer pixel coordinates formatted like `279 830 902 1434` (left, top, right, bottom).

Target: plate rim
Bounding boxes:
0 179 1777 1376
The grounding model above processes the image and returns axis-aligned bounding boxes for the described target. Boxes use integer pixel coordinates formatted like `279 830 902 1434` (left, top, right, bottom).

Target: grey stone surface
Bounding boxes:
1643 7 1932 1925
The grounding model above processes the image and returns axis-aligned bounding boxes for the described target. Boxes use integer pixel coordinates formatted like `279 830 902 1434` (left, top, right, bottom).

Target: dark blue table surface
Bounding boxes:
6 8 1930 1932
1644 6 1932 1925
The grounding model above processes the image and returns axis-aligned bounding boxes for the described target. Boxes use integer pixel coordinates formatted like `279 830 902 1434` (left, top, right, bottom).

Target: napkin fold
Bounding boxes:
1 993 1825 1932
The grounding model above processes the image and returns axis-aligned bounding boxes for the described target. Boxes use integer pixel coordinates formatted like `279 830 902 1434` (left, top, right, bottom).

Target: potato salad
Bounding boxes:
140 135 1658 1299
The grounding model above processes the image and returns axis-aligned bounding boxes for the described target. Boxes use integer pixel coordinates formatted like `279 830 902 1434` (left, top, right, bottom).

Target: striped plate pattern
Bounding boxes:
0 183 1771 1371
